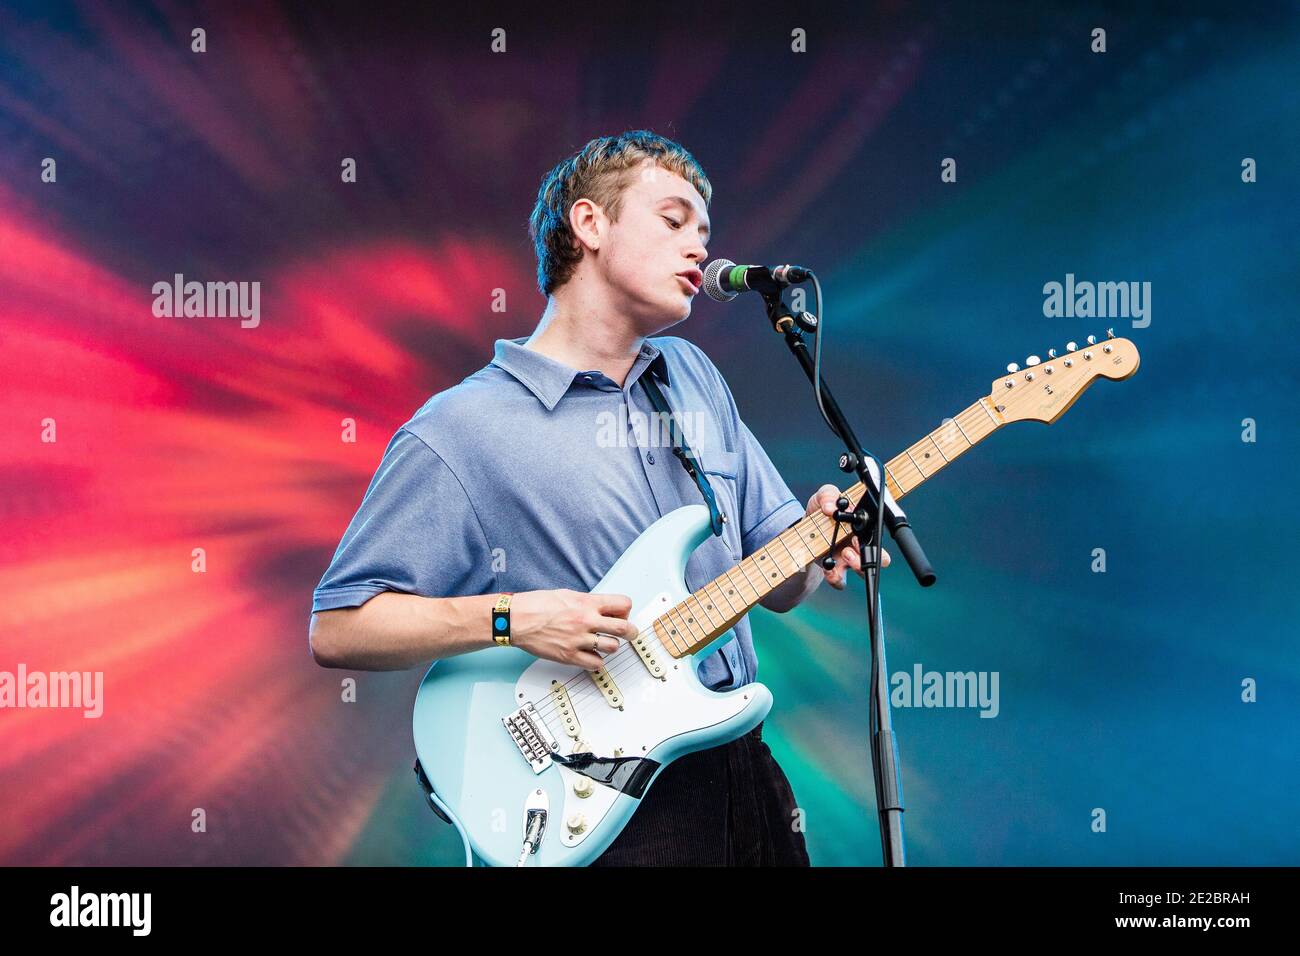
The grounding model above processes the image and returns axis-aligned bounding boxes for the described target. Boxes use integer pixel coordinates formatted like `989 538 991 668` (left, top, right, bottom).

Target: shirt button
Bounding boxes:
647 453 656 464
582 374 592 382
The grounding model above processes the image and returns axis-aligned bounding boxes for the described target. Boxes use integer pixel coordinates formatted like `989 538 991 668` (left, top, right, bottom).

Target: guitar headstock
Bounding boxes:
988 330 1140 424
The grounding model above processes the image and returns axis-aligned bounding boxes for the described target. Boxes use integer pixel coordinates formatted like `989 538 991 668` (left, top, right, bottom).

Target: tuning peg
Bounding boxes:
1006 362 1020 373
1047 348 1057 358
1086 334 1097 345
1066 341 1078 352
1025 355 1040 366
1106 328 1115 339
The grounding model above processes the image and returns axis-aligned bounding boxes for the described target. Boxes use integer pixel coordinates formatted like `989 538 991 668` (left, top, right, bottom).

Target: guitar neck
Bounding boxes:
652 396 1006 660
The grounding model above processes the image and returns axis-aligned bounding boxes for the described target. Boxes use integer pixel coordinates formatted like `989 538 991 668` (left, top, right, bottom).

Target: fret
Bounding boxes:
685 592 722 631
752 546 784 586
727 564 760 606
696 580 728 624
780 529 816 569
666 603 700 646
660 606 693 652
659 394 1013 659
801 515 834 551
768 539 802 577
952 416 974 446
706 579 739 618
978 398 1001 428
716 574 747 613
704 582 735 622
733 554 766 598
905 448 926 477
653 618 687 655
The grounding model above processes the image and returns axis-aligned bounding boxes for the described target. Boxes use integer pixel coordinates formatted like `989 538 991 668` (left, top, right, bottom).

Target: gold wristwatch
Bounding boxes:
491 593 513 647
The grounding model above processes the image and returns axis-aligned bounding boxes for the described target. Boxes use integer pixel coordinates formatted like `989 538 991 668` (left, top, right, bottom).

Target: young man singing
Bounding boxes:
308 130 884 866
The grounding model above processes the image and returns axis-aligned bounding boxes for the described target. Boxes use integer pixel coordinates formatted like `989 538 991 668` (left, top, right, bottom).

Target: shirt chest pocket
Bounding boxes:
701 449 744 561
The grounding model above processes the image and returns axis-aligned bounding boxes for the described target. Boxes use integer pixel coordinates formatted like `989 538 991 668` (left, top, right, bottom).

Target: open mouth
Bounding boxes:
676 270 702 294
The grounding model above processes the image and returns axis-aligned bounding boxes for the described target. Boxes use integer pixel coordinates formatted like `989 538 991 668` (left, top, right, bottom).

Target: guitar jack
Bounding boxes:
516 788 549 866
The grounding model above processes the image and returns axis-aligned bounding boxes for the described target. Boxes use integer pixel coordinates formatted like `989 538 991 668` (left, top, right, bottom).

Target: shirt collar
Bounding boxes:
490 336 670 411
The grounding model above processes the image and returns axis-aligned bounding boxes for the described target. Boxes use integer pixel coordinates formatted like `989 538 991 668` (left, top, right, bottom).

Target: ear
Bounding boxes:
568 197 604 252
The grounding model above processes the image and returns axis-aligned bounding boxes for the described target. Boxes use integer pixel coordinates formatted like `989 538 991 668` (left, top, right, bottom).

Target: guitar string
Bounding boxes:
530 402 995 722
527 530 811 717
529 533 816 719
528 402 996 723
528 539 801 718
526 402 997 723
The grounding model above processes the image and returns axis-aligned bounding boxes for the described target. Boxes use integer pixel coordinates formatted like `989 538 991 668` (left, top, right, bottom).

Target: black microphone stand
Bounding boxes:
754 284 935 868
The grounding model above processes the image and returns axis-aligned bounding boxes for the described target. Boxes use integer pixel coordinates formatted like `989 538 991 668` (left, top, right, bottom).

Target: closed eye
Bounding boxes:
663 216 681 229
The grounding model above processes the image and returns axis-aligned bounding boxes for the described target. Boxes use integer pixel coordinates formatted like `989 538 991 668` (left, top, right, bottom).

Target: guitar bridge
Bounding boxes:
503 702 560 773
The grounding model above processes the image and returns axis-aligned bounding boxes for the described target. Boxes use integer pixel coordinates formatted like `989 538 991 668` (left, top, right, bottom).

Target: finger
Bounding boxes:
807 484 837 513
824 564 845 589
882 548 891 568
591 592 633 617
575 651 606 670
592 616 637 641
589 634 621 654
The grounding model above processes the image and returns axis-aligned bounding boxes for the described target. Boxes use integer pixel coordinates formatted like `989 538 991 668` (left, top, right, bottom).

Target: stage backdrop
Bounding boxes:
1 1 1297 865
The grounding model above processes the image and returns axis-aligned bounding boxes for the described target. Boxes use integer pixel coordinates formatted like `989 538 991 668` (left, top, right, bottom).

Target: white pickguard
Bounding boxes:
513 592 755 847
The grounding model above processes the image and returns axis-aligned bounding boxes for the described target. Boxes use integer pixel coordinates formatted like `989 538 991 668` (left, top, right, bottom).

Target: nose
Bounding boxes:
683 238 707 264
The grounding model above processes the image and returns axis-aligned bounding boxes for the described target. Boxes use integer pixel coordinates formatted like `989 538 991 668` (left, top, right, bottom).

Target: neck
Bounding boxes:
649 394 1007 659
524 295 647 388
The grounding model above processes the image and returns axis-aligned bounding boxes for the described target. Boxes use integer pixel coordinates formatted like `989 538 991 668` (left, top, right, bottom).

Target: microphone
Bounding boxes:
702 258 813 302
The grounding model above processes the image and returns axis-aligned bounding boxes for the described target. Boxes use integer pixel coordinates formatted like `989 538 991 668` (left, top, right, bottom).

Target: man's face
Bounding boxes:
595 160 710 333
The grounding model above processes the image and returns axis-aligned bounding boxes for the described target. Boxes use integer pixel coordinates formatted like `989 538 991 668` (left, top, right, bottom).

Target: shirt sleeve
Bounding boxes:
687 342 807 559
734 417 807 558
311 427 495 613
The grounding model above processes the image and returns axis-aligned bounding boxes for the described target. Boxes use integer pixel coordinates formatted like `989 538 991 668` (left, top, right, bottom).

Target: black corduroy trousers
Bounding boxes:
589 722 811 866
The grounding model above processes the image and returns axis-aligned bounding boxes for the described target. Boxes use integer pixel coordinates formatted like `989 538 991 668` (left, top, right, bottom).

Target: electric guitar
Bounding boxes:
412 332 1141 865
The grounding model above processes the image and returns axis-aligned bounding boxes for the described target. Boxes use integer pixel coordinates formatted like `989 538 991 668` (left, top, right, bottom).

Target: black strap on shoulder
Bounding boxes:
639 371 726 538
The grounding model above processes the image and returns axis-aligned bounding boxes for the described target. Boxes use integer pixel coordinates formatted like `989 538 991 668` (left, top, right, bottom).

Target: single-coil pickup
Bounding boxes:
549 680 582 739
586 665 623 708
629 633 666 680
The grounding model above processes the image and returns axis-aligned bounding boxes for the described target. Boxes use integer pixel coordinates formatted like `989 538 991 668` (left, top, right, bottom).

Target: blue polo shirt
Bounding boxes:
311 335 807 690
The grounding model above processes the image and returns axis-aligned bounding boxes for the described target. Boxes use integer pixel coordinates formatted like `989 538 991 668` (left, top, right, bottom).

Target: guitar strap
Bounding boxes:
639 370 726 538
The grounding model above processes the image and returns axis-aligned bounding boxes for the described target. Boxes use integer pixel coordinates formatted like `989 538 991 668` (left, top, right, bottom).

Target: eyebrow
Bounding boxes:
657 196 710 241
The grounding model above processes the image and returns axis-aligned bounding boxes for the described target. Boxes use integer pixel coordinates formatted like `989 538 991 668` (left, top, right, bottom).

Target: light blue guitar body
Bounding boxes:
411 504 772 866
